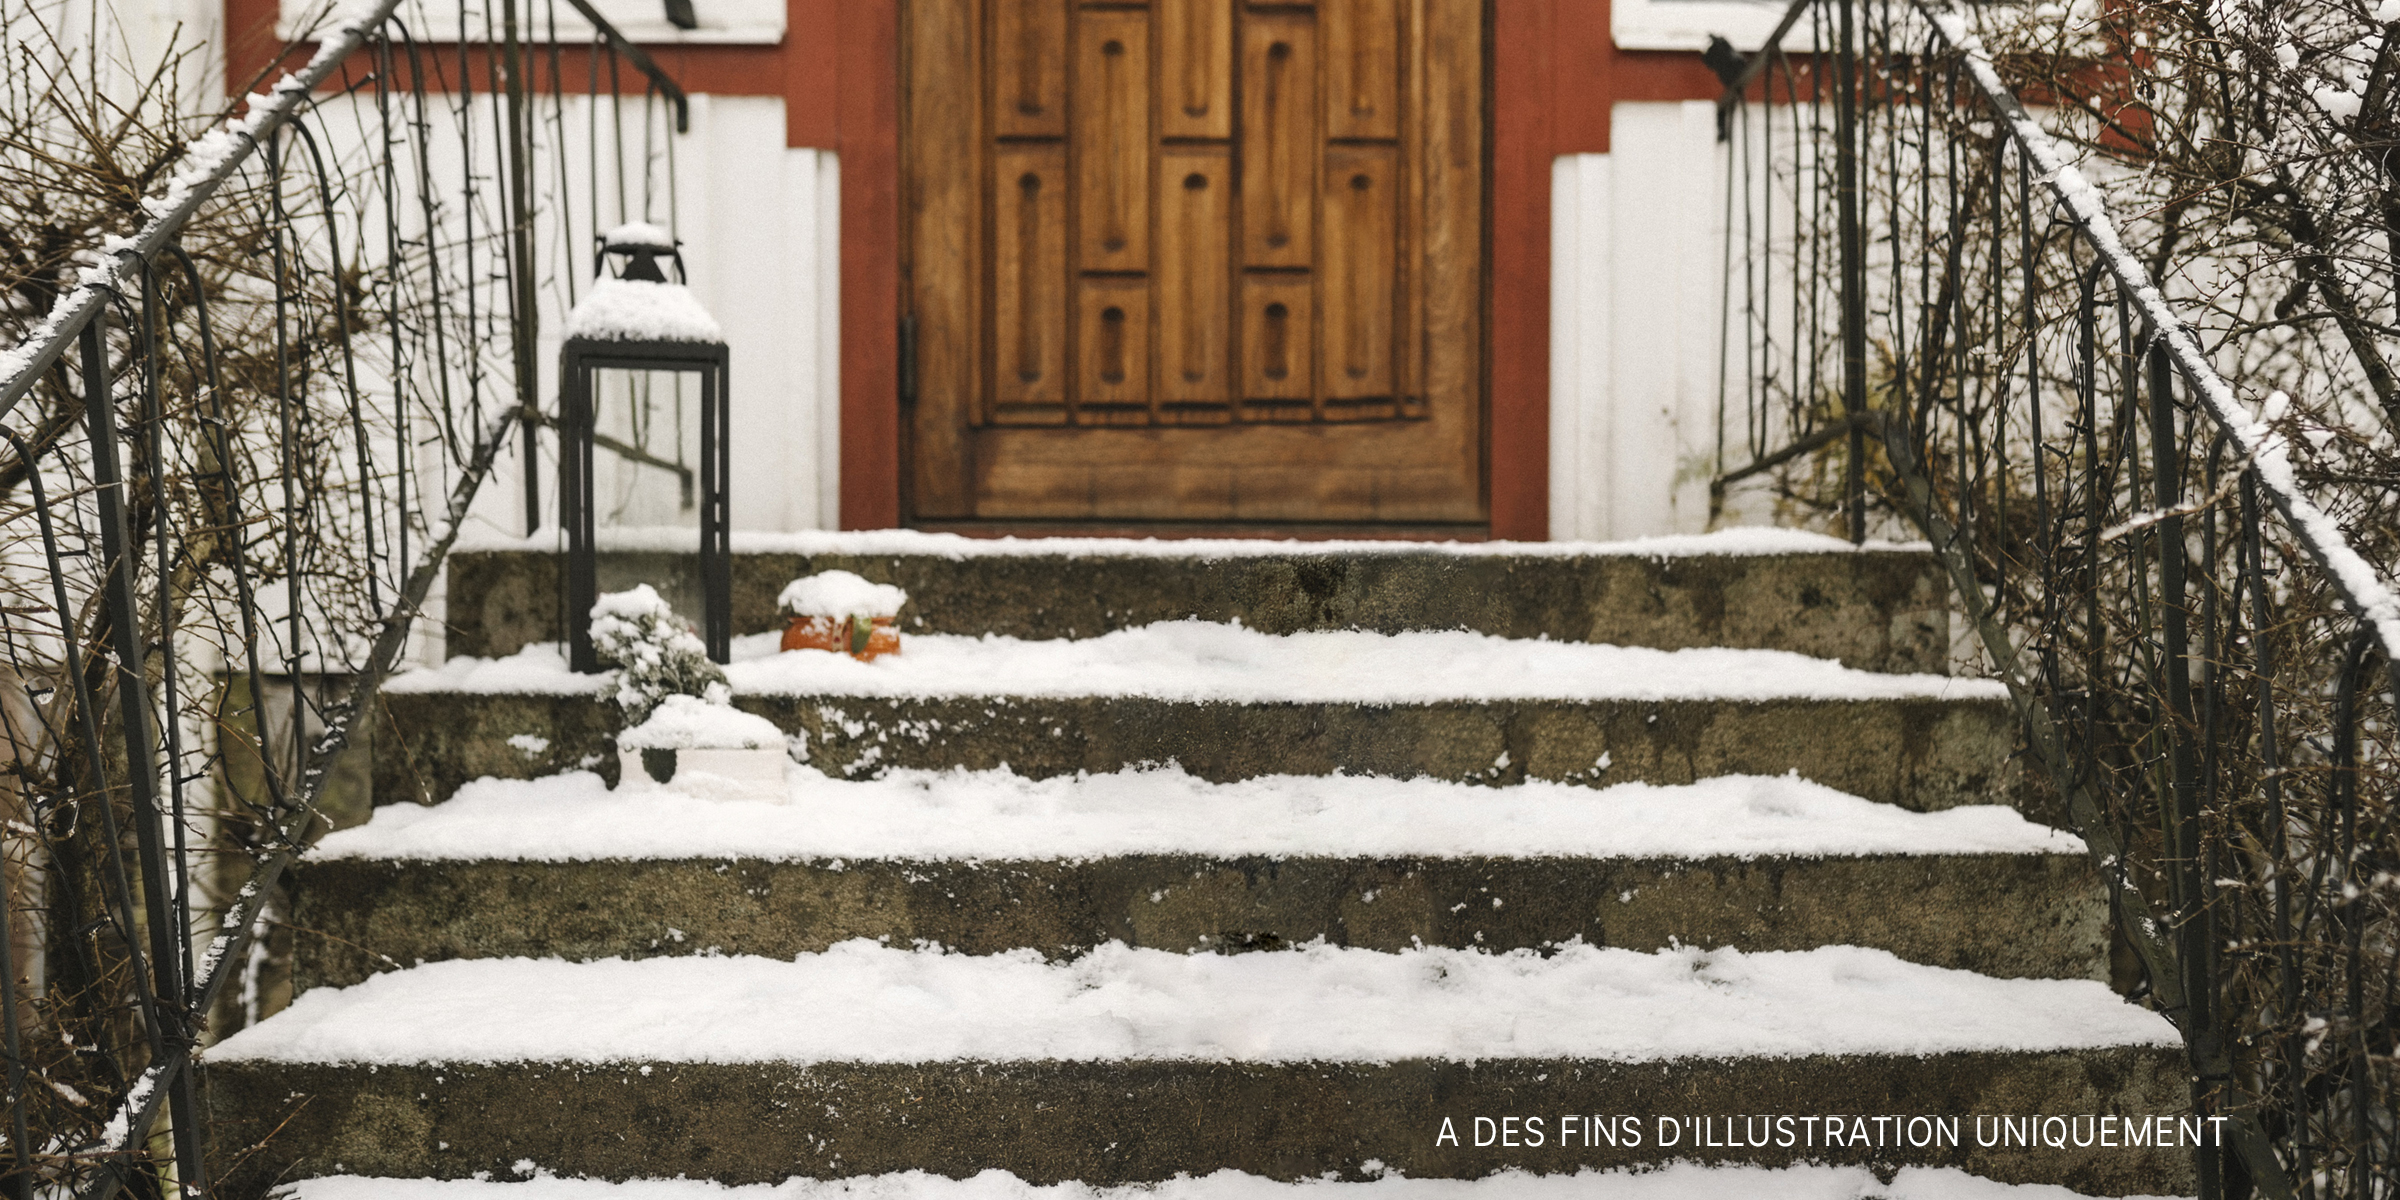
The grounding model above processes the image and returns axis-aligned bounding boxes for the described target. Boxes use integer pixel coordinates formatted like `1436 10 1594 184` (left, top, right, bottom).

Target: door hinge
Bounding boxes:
897 315 918 408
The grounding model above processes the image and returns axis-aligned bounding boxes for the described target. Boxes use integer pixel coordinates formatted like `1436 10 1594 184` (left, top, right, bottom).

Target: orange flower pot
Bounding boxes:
782 613 900 661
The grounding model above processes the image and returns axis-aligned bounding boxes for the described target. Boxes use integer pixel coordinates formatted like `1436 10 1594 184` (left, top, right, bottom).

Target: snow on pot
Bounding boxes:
616 693 792 799
779 570 908 660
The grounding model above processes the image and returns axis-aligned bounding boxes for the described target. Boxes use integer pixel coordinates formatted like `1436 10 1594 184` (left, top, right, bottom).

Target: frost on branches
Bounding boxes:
589 585 728 722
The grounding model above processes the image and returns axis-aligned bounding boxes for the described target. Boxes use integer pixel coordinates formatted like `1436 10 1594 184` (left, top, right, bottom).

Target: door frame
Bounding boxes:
843 0 1554 538
228 0 1654 539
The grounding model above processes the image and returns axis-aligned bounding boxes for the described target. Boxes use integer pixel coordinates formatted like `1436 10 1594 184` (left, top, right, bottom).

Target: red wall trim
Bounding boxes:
784 0 840 147
1550 0 1611 155
1610 49 1730 106
1487 0 1554 540
224 0 794 100
1487 0 1719 538
834 0 902 529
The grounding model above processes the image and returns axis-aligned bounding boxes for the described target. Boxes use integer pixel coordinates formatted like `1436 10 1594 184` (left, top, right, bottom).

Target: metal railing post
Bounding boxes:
1834 0 1868 543
505 0 544 536
79 313 205 1197
701 351 731 663
562 352 599 673
2144 341 2220 1200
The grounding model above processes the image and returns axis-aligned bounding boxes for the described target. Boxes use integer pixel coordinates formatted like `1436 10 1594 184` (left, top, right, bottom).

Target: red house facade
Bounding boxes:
225 0 1763 540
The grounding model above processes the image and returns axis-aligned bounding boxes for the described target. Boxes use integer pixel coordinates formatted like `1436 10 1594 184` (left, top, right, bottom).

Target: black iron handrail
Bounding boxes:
0 2 402 423
0 0 694 1191
559 0 690 131
0 9 409 1190
1717 0 2400 678
1919 8 2400 688
1716 3 2400 1197
1717 0 2400 664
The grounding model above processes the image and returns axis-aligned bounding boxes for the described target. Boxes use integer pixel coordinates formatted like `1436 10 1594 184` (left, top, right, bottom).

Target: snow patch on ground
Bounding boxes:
718 624 2006 703
276 1166 2189 1200
383 643 600 695
311 767 2081 862
388 625 1999 703
617 696 786 751
455 526 1930 561
210 940 2174 1066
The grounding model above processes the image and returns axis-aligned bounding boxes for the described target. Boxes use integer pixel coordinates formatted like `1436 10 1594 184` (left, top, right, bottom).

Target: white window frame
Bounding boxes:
277 0 784 46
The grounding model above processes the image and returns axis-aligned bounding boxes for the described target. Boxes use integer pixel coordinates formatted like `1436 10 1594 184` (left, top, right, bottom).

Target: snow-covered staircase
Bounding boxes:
201 532 2192 1199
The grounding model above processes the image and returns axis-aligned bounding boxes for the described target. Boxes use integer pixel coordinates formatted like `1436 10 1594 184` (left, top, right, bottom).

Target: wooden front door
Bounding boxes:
901 0 1485 526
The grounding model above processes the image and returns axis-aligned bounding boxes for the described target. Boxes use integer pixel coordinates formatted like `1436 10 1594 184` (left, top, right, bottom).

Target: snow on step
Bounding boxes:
311 767 2081 863
389 622 2005 703
458 525 1924 561
276 1165 2190 1200
209 941 2172 1066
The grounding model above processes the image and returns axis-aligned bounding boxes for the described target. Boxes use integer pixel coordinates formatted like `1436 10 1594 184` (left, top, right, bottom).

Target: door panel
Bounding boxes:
904 0 1483 526
1073 11 1150 272
992 0 1067 137
990 144 1069 424
904 0 982 517
1156 148 1232 424
1419 0 1478 424
1240 275 1314 421
1239 14 1315 269
1323 0 1399 140
1076 276 1151 425
1320 143 1395 415
1158 0 1232 139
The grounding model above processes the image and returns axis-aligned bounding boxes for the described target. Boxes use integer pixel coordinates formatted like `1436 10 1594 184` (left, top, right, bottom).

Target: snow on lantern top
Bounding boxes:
563 222 723 343
563 279 723 343
779 571 909 620
604 221 676 251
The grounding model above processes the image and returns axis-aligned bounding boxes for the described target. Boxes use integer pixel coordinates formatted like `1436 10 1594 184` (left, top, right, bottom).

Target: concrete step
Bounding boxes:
372 630 2017 811
205 945 2188 1198
376 690 2018 813
267 1165 2200 1200
227 530 2140 1200
204 1050 2191 1198
293 851 2104 990
294 770 2102 990
441 528 1948 673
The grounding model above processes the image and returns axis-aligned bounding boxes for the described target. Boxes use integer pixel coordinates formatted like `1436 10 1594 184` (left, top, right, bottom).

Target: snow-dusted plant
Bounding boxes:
589 584 728 723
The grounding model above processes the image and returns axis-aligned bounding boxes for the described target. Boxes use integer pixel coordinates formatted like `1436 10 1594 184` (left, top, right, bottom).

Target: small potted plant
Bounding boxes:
779 570 908 660
590 585 787 793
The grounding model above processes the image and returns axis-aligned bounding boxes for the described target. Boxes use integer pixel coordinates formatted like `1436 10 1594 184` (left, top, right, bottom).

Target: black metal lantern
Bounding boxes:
559 223 731 672
596 221 684 283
